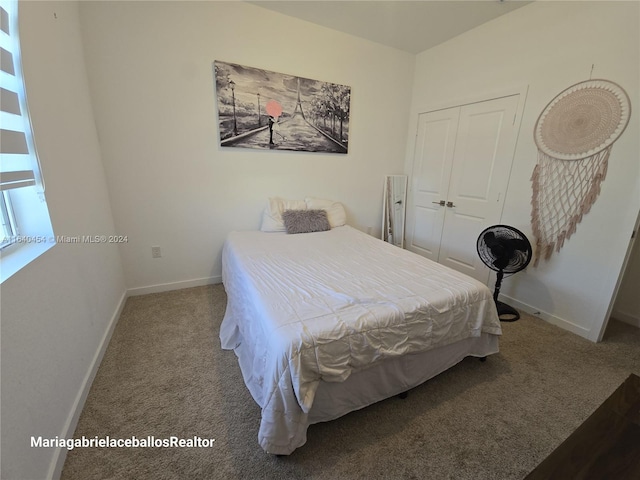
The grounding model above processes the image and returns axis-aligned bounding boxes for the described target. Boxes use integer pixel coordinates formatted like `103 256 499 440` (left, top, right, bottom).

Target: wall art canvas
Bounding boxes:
213 61 350 153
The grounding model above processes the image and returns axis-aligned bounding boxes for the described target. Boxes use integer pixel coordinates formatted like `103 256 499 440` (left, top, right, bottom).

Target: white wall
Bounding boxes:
406 1 639 341
79 1 415 293
613 221 640 327
0 2 126 479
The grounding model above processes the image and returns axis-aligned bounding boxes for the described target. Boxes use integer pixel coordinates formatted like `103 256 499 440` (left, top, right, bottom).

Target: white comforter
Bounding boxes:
220 226 501 454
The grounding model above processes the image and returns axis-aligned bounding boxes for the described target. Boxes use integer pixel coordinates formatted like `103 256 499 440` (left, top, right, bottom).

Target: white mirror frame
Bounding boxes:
381 175 408 248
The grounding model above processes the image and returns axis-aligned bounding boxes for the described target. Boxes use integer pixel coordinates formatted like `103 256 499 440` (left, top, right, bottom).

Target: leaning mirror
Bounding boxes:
381 175 407 248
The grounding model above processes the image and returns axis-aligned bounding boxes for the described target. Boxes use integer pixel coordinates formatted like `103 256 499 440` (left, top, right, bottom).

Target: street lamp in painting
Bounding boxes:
257 92 261 127
229 79 238 136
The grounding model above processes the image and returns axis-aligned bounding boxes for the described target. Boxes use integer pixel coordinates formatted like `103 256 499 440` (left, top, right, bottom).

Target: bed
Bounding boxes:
220 221 501 455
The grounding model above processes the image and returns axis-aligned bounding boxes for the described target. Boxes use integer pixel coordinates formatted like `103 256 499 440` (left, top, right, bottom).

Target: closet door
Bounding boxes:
407 95 521 283
406 107 459 262
438 95 520 282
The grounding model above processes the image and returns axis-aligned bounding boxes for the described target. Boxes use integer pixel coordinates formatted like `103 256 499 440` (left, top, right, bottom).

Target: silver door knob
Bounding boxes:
446 201 456 208
432 200 445 206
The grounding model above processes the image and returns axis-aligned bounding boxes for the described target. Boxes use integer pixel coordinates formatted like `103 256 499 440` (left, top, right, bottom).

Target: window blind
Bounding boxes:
0 0 39 191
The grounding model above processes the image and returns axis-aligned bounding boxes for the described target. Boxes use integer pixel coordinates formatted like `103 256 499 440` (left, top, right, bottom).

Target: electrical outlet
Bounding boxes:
151 246 161 258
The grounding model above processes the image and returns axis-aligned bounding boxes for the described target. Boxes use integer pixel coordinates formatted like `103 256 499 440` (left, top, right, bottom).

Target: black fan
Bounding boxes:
477 225 532 322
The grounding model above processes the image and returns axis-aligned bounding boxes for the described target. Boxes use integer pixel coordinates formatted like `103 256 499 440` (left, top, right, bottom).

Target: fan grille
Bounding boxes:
477 225 532 274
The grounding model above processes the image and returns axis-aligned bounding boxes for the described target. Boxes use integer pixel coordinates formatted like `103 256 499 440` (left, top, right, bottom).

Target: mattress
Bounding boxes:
220 225 501 454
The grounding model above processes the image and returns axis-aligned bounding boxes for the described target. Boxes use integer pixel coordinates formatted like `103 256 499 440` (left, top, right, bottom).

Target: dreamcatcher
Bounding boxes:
531 79 631 265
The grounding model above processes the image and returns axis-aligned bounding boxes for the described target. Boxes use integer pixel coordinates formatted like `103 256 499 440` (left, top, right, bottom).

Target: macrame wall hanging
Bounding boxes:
531 79 631 266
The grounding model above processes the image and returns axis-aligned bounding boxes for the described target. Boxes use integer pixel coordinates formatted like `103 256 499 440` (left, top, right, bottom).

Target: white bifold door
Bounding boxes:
406 94 521 284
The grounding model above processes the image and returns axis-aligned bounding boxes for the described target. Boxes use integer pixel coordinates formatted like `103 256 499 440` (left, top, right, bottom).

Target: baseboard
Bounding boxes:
127 276 222 296
499 293 592 339
611 309 640 328
48 288 129 480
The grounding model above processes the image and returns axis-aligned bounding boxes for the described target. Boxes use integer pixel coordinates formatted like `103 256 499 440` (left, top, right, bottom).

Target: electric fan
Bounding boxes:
477 225 533 322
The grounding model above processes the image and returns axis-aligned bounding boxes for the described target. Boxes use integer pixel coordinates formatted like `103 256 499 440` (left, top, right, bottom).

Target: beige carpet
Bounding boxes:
61 284 640 480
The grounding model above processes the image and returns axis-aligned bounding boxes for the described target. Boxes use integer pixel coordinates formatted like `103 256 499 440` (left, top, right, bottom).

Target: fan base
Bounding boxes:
497 301 520 322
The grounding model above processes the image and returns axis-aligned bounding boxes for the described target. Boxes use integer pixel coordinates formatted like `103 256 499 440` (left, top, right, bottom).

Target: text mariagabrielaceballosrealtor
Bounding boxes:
31 435 215 450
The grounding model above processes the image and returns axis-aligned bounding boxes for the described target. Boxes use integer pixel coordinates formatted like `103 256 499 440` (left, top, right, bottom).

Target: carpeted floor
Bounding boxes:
61 284 640 480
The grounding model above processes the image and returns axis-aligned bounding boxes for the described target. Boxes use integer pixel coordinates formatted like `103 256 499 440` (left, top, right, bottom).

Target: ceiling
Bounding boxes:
249 1 532 54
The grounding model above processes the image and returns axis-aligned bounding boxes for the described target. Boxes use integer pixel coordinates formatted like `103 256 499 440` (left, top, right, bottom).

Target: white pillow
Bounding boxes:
260 197 307 232
304 197 347 228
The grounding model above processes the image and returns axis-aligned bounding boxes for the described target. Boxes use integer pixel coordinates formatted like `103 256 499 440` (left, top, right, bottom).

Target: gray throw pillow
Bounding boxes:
282 209 330 234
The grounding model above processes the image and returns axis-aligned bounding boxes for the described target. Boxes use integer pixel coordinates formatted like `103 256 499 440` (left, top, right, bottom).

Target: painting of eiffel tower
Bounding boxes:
214 61 350 153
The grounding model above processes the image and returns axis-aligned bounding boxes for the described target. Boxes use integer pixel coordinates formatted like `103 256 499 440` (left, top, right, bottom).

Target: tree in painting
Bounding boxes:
213 61 350 153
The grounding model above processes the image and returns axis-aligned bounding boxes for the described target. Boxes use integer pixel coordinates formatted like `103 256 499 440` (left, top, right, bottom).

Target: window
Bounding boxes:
0 0 55 282
0 190 17 246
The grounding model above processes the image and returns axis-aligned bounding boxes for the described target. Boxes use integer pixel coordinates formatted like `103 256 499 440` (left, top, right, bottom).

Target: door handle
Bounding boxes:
446 201 456 208
432 200 445 206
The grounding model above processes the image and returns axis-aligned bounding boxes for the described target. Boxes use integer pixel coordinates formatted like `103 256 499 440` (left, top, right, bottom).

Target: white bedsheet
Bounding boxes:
220 226 501 454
